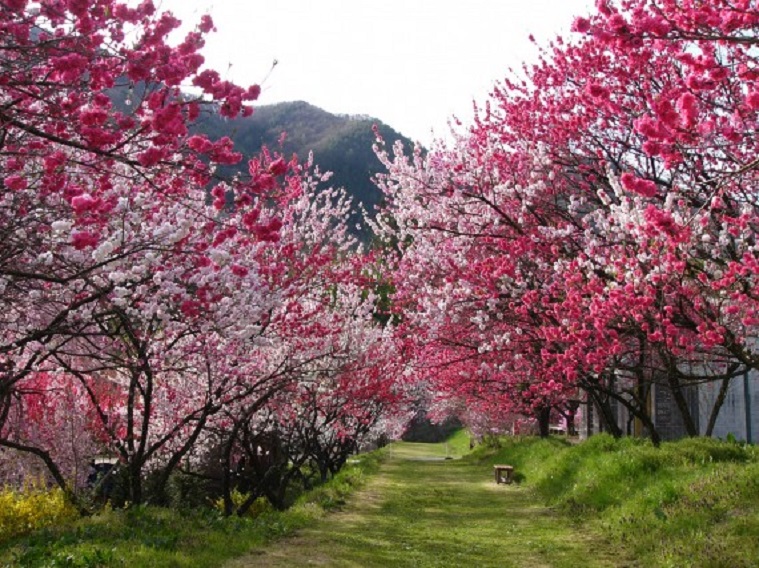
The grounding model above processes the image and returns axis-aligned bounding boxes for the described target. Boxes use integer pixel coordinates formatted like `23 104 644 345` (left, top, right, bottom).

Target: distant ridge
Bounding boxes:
107 82 415 238
195 100 415 220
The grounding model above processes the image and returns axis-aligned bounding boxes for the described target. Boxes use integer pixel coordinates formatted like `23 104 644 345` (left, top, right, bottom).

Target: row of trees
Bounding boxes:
371 0 759 443
5 0 755 513
0 0 409 510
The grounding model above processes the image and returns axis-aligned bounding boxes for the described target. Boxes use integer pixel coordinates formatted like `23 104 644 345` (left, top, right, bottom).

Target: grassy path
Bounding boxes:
226 441 627 567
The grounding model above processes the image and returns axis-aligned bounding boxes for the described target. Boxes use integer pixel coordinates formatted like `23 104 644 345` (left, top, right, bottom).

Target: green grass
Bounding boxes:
440 426 473 456
0 450 385 568
5 432 756 567
474 433 759 568
232 431 622 567
390 427 472 460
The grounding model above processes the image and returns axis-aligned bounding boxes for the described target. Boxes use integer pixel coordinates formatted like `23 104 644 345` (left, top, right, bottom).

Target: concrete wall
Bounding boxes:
578 371 758 443
698 372 759 443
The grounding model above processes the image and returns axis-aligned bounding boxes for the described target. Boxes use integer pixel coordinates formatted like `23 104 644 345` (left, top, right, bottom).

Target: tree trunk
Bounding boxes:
587 389 623 438
150 411 212 505
128 460 143 504
563 400 580 436
665 370 699 437
0 438 88 513
536 405 551 438
705 376 733 437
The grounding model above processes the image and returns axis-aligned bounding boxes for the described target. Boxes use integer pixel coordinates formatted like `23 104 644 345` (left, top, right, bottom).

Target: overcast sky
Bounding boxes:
158 0 593 145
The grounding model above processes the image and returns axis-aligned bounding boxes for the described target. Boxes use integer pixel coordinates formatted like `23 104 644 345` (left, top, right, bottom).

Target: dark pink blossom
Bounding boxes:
620 173 658 197
138 146 165 167
572 17 591 33
70 194 99 213
71 231 99 250
268 158 288 176
5 175 27 191
230 264 249 277
187 135 214 153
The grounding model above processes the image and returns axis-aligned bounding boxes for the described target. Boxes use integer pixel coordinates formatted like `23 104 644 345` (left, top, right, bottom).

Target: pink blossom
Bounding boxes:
607 13 629 34
242 209 260 229
745 91 759 110
66 0 89 17
71 231 99 250
5 0 27 13
81 126 119 149
635 16 670 36
642 140 661 156
250 173 276 193
192 69 221 92
572 17 591 33
180 300 201 317
634 116 666 140
198 14 215 33
676 92 698 127
51 53 89 82
71 193 99 213
643 205 688 241
231 265 249 277
268 157 288 176
585 83 609 99
220 95 242 118
152 104 187 137
5 174 27 191
116 114 136 130
209 137 242 165
138 146 165 167
195 256 212 268
80 107 108 127
246 85 262 101
187 102 201 122
187 135 214 153
620 173 658 197
686 73 715 91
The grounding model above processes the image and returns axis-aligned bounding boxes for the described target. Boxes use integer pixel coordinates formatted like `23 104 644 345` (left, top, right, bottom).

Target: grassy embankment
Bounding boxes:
2 430 757 567
472 433 759 568
0 450 385 568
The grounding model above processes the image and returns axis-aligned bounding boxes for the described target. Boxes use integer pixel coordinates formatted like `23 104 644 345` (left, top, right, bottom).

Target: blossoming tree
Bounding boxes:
372 0 759 442
0 0 408 506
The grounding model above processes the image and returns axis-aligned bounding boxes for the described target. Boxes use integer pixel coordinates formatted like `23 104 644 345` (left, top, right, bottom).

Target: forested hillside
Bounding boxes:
195 100 414 222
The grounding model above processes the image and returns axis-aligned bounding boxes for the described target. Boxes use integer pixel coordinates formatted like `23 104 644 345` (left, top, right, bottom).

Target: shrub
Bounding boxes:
0 484 78 543
0 448 388 567
213 491 273 518
165 472 216 510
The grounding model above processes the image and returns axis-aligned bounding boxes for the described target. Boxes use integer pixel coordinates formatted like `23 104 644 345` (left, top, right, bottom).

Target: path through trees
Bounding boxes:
227 442 628 567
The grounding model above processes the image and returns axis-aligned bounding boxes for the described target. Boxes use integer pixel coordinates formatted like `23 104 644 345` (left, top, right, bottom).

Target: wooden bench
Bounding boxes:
494 464 514 484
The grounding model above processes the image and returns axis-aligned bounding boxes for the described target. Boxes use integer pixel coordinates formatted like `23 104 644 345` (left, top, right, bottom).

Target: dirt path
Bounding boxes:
225 443 628 567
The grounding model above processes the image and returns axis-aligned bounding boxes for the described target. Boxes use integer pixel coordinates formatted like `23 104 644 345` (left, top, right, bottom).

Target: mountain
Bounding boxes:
193 101 415 221
107 81 413 239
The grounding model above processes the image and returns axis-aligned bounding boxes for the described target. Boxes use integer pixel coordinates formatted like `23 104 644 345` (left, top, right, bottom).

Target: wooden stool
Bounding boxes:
494 464 514 484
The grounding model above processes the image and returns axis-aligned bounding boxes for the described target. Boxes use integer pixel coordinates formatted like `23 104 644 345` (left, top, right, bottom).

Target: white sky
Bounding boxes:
157 0 593 146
